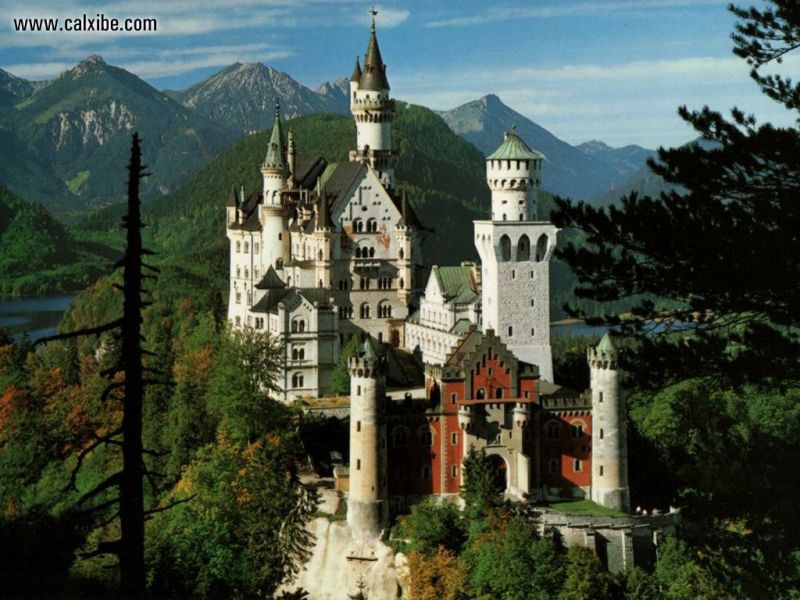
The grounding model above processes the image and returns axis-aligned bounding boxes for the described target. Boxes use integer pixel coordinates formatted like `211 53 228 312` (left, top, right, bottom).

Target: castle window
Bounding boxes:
369 247 375 258
476 388 485 399
450 393 457 405
291 373 304 388
244 242 249 253
278 232 282 240
318 249 323 260
599 391 604 403
236 241 241 253
451 432 458 445
508 326 513 337
235 292 242 304
399 278 405 289
247 291 253 306
254 243 260 253
356 459 361 470
356 421 361 432
367 218 378 232
378 302 392 318
236 266 241 277
546 421 560 440
519 214 524 221
451 465 458 478
600 465 604 476
531 328 535 337
499 235 511 261
254 267 260 279
244 268 249 279
276 258 284 269
503 214 507 221
535 234 549 261
355 247 362 259
319 279 323 288
421 465 431 480
572 424 584 438
291 319 306 333
353 219 364 233
548 459 558 474
418 426 433 446
517 235 530 261
360 303 371 319
392 426 409 447
574 459 582 472
511 270 516 279
495 388 504 399
599 428 604 439
399 248 405 259
235 316 241 326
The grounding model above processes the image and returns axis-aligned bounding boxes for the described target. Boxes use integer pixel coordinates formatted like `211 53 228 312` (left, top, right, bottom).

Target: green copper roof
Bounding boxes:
487 130 544 161
596 331 616 353
360 338 378 361
434 265 480 305
264 101 286 168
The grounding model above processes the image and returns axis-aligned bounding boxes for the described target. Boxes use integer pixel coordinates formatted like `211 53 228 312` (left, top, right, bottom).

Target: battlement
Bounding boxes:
587 348 618 370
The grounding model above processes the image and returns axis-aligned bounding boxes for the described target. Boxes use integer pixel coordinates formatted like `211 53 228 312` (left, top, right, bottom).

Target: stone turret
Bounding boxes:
349 14 396 187
347 341 388 540
485 128 544 221
261 100 287 205
588 332 630 512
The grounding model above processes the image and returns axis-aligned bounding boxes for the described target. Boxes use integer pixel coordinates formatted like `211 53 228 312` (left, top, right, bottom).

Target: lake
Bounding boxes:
0 295 75 342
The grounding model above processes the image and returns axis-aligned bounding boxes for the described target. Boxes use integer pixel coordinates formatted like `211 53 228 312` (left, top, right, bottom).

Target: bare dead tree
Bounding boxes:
36 133 174 598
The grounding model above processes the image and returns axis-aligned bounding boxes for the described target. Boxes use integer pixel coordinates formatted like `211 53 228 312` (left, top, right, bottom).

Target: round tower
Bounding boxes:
347 341 388 540
349 15 395 187
588 332 630 512
485 128 544 221
259 101 290 273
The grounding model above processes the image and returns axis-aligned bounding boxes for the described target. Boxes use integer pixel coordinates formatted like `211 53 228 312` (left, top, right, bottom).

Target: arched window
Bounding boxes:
378 302 392 318
355 247 362 259
235 241 241 252
318 249 323 260
548 459 559 474
291 318 306 333
546 421 560 440
495 388 503 398
571 423 584 438
392 426 409 447
291 373 304 388
353 219 363 233
399 247 405 259
508 326 513 337
421 465 431 480
369 247 375 258
399 278 405 289
244 242 249 253
275 258 284 269
476 388 485 400
517 234 530 261
499 235 511 261
418 426 433 446
360 303 371 319
574 459 582 472
367 218 378 232
535 234 549 261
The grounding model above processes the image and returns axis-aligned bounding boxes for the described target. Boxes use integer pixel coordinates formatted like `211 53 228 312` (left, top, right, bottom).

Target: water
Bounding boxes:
0 295 74 342
551 322 607 339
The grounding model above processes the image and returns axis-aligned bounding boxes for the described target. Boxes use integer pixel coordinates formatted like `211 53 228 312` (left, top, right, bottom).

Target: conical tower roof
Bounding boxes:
487 128 544 161
596 331 616 354
264 100 286 168
350 56 362 82
360 18 390 91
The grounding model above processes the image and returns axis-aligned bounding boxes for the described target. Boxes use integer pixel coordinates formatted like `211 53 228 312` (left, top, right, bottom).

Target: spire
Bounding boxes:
350 56 362 82
264 99 286 169
360 10 390 91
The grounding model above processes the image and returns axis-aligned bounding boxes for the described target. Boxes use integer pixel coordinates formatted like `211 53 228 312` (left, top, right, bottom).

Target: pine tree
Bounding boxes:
550 1 800 387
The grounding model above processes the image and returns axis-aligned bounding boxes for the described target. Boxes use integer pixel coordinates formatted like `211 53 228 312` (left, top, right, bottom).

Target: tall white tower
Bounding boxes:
347 341 388 540
588 333 630 512
259 102 290 273
348 14 395 188
474 130 557 381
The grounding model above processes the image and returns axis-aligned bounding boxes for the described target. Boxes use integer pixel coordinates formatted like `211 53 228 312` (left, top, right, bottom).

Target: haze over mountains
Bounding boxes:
0 55 659 220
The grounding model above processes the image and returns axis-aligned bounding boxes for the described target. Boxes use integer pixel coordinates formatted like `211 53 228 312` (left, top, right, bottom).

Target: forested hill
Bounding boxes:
0 186 115 294
81 103 496 270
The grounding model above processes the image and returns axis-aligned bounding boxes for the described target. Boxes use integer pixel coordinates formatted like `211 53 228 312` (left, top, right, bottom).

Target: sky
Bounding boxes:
0 0 796 148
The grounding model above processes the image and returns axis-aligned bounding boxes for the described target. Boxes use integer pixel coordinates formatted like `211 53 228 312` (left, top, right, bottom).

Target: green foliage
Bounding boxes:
392 500 465 555
460 446 502 519
465 512 564 600
0 185 113 295
330 334 359 394
147 433 315 599
559 545 614 600
551 334 599 392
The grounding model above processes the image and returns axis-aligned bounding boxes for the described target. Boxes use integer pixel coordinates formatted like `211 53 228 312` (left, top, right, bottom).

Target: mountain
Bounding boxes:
315 78 350 114
574 140 656 179
438 94 636 201
0 185 115 294
3 55 237 218
167 63 343 134
0 69 38 107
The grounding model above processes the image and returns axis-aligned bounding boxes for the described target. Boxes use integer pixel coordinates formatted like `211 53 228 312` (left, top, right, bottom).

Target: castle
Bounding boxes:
225 18 631 525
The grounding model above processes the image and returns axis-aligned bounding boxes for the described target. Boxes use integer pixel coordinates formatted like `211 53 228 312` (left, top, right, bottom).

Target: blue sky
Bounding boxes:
1 0 796 148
